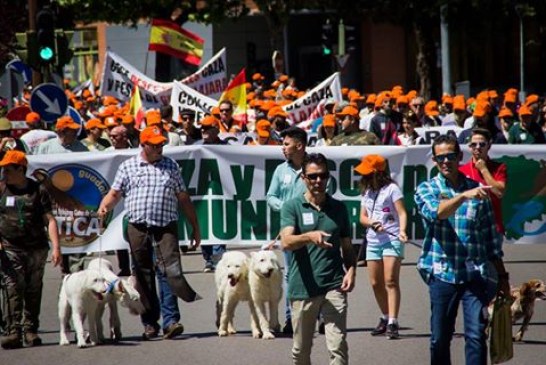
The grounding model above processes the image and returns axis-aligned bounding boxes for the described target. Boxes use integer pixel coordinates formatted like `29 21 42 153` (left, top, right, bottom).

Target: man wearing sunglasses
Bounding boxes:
98 126 201 341
414 135 510 365
459 128 507 234
280 153 356 365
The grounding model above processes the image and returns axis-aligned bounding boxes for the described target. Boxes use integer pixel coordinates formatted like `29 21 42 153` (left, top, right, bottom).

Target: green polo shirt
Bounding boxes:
280 194 350 300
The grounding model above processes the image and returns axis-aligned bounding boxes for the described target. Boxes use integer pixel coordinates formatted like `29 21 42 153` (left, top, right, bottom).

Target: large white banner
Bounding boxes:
99 51 173 109
170 81 218 123
26 145 546 253
282 73 342 126
181 48 227 100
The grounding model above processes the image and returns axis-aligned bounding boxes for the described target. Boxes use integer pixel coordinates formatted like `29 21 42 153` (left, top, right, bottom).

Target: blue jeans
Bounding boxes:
428 276 488 365
201 245 226 265
156 268 180 330
283 250 292 321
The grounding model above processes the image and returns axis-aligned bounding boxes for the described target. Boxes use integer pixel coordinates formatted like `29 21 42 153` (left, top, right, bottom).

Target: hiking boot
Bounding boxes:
163 322 184 339
1 333 23 349
203 261 214 273
370 318 388 336
24 332 43 347
142 324 160 340
282 320 293 335
386 323 400 340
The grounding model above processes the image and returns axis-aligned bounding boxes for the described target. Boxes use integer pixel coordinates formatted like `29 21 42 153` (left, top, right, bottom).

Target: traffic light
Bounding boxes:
36 7 56 64
321 20 334 56
55 32 74 70
15 31 39 69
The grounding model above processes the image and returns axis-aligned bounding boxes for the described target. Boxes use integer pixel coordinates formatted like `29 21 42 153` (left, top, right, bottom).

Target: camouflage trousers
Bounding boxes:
0 247 48 335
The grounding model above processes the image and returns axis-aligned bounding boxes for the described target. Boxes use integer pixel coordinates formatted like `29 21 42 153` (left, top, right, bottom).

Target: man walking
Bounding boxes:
414 134 510 365
98 126 201 340
280 152 356 365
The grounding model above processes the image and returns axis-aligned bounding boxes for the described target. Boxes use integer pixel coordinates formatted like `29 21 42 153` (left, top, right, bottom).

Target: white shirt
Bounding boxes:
361 183 403 245
19 129 57 154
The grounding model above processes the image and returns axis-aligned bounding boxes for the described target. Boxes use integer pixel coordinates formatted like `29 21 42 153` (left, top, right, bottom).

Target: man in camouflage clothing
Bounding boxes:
0 151 61 349
330 106 381 146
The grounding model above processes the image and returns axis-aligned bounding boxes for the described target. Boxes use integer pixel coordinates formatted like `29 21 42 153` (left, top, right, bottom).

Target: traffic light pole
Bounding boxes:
28 0 42 86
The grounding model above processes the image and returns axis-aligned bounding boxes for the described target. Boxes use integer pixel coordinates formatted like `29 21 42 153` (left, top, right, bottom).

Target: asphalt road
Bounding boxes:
1 244 545 365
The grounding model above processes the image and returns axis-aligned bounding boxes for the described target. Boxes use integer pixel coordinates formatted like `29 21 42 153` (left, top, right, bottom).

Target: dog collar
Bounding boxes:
105 279 119 294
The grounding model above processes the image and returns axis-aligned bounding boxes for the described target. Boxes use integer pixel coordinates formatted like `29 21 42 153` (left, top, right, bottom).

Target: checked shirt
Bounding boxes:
414 173 503 284
112 153 186 227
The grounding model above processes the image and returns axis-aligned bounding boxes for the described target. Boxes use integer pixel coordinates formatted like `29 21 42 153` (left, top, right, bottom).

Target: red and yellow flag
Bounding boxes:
129 84 145 129
148 19 204 66
219 68 247 124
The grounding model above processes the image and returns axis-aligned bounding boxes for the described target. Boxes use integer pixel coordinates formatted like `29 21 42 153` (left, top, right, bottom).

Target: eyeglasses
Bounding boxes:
181 116 191 121
305 172 330 181
433 152 458 163
469 142 488 149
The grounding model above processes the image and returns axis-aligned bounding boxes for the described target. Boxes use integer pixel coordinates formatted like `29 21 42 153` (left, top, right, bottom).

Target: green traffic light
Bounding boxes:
323 47 332 56
39 46 54 61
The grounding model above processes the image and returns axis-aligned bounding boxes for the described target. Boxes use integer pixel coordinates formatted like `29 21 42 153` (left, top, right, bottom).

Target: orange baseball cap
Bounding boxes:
85 118 106 130
525 94 539 106
200 116 219 128
252 73 264 81
278 74 289 82
336 106 359 118
0 150 28 167
424 100 440 117
498 107 513 118
366 94 377 105
255 119 271 138
518 105 532 116
453 95 466 111
473 102 488 118
56 116 80 130
267 106 288 119
146 110 162 126
322 114 336 127
104 116 119 128
396 95 409 105
25 112 41 124
140 126 166 144
354 154 386 176
121 114 134 125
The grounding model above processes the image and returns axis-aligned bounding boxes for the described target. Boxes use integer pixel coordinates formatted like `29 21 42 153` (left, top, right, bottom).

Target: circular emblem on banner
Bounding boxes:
39 164 111 247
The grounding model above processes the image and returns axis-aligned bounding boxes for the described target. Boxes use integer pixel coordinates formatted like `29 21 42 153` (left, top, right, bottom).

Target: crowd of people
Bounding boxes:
0 71 537 363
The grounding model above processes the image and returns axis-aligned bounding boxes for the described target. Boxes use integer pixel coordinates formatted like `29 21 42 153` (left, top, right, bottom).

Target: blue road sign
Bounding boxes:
67 106 83 136
30 83 68 123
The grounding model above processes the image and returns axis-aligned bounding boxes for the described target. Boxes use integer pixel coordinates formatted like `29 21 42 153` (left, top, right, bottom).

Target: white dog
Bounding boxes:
215 251 261 338
58 269 109 347
248 251 283 339
86 258 145 342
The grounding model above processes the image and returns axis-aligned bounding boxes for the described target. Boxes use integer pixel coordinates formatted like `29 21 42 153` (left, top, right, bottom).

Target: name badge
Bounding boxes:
302 212 314 225
283 174 292 184
6 197 15 207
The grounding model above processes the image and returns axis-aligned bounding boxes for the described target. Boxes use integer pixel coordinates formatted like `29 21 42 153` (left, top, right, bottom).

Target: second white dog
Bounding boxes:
215 251 261 338
248 250 283 339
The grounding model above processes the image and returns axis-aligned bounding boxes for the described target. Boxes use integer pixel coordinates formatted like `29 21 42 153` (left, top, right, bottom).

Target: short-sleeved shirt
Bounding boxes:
361 183 403 245
330 130 380 146
35 137 89 154
112 154 186 227
0 178 52 249
459 160 507 234
508 122 546 144
280 194 350 300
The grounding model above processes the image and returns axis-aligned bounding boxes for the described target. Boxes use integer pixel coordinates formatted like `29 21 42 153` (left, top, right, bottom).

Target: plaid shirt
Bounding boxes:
414 173 503 284
112 153 185 227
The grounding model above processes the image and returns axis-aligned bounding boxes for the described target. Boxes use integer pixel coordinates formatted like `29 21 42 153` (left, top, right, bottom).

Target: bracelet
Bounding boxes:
498 272 509 279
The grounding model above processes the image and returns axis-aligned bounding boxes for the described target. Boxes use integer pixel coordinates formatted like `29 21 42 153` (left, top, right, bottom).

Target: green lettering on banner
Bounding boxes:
264 159 284 192
403 165 427 239
231 165 254 200
211 199 237 239
198 159 223 195
177 159 196 195
269 209 281 238
344 200 365 240
326 159 338 192
339 159 360 197
240 200 267 240
178 199 209 240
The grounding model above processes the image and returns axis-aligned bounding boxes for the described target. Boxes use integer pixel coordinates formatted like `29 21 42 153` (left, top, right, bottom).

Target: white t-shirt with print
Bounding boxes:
361 182 403 245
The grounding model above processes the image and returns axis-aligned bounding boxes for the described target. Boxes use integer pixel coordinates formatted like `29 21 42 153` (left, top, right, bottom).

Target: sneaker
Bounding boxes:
163 322 184 339
370 318 388 336
282 320 293 335
24 332 42 347
142 324 160 340
1 333 23 349
203 261 214 273
386 323 400 340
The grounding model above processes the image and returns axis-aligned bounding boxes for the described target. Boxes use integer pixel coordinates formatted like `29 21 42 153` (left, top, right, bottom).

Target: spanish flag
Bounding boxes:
148 19 204 66
129 84 145 129
219 68 247 124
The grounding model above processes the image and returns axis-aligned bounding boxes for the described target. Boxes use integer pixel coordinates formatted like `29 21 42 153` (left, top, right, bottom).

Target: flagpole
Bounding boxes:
144 50 149 76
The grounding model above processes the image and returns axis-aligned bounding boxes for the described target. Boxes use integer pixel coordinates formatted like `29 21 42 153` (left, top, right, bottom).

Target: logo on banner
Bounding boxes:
37 164 111 247
500 156 546 240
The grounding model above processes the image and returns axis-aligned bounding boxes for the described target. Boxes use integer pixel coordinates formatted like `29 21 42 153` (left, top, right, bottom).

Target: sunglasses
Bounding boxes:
305 172 330 181
146 143 164 149
433 152 458 163
469 142 488 149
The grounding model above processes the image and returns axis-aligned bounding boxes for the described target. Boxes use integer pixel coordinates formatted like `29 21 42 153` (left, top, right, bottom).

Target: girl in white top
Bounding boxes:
398 111 422 146
355 154 408 340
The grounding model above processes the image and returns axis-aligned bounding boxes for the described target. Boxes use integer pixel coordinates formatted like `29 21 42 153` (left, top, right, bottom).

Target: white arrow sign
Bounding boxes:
36 89 62 115
336 54 350 69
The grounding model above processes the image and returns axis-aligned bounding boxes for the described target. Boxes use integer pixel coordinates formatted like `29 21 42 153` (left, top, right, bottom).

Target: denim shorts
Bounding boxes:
366 240 405 260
